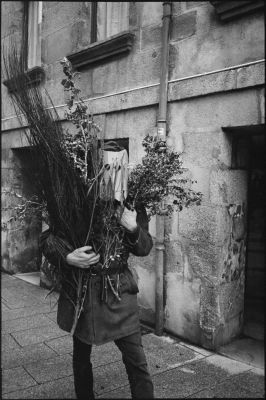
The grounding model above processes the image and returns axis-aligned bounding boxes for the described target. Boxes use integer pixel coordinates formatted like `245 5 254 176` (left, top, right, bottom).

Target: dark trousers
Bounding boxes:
73 331 154 399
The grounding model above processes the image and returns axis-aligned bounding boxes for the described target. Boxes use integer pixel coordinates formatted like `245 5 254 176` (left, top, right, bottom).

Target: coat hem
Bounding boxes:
73 326 141 346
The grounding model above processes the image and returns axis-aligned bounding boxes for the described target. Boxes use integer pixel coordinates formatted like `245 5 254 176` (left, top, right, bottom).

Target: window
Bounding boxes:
26 1 42 69
67 2 134 70
96 2 129 42
3 1 44 92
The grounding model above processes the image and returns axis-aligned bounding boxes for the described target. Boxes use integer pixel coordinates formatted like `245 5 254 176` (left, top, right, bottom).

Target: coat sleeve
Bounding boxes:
124 205 153 257
39 229 74 268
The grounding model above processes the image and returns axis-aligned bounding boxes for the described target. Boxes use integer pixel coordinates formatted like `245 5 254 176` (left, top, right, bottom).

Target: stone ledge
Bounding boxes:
2 61 264 131
3 66 45 93
210 1 264 21
67 31 135 69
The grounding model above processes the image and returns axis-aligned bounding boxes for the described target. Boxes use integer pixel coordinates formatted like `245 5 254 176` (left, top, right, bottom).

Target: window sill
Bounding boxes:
210 1 264 21
67 31 135 70
3 66 45 93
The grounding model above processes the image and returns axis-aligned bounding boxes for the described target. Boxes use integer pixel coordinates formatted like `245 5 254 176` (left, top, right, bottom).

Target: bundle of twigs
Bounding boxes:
2 41 92 249
2 40 101 333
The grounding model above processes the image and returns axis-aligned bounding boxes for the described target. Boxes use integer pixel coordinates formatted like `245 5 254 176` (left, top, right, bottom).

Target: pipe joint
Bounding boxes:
155 244 165 251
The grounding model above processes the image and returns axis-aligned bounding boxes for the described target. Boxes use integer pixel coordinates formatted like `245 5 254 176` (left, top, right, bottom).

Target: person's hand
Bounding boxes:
117 205 138 232
66 246 100 269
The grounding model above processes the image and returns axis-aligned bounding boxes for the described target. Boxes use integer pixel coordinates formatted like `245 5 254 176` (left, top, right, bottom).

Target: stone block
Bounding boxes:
141 2 163 27
182 162 211 200
164 273 201 343
186 1 206 9
259 87 265 123
170 129 232 172
178 205 231 246
236 61 265 90
170 11 197 42
1 7 23 39
42 25 73 64
132 262 155 311
104 107 157 162
2 366 37 395
141 25 162 50
129 2 139 29
172 2 182 15
42 2 90 37
218 280 245 319
193 90 260 130
169 67 237 101
210 169 248 205
2 342 57 370
92 61 118 96
24 354 72 383
11 324 68 347
164 241 184 274
1 130 29 150
185 241 224 281
116 47 161 90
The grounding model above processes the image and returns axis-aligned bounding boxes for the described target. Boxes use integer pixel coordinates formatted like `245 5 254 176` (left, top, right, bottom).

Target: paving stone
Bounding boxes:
2 304 54 322
142 333 201 367
93 360 128 394
45 334 73 355
2 342 57 369
218 337 264 369
2 366 37 394
11 324 68 346
97 384 131 398
2 314 55 334
230 368 265 395
179 341 214 357
2 333 21 351
209 378 261 398
2 302 10 311
2 375 75 399
204 354 252 375
2 296 47 310
151 356 251 398
44 310 58 323
24 354 73 383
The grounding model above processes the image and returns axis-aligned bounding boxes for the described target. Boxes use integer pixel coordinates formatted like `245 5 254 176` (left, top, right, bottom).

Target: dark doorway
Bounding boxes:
243 133 265 340
225 124 265 341
9 146 42 273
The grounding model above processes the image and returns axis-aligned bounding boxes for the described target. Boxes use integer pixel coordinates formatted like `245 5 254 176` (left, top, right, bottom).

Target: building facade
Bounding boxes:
1 1 265 350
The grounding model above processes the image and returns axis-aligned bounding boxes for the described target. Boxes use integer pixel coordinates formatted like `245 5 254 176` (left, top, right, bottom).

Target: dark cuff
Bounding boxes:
125 225 141 246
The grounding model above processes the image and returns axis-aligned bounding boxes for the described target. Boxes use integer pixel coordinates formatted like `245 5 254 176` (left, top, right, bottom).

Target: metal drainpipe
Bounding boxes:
155 1 172 336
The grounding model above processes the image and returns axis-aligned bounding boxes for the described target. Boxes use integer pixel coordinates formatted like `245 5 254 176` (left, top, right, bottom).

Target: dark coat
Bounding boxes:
39 206 153 345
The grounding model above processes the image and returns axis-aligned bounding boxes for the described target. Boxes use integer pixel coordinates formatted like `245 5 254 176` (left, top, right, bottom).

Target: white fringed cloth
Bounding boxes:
100 149 128 203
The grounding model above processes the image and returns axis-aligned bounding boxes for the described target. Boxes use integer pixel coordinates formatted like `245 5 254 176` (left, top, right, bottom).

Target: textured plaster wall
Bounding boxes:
1 131 41 273
1 1 264 348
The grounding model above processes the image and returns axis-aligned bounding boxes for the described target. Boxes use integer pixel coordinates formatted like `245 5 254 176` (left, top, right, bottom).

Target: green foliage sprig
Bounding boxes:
128 135 202 217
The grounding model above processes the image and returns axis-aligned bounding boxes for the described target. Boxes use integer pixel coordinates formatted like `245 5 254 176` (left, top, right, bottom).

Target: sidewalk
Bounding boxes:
1 272 264 399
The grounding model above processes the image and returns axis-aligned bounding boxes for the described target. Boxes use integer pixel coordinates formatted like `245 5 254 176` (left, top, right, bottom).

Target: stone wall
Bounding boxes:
1 1 264 348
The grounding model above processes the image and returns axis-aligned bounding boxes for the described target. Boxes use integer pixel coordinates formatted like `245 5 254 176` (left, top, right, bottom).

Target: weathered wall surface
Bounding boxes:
1 1 264 348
